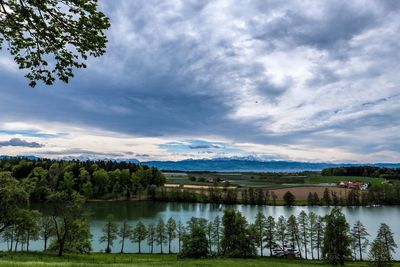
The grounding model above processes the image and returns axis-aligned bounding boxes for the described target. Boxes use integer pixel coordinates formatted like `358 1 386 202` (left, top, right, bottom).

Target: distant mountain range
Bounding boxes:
1 155 400 172
142 158 400 172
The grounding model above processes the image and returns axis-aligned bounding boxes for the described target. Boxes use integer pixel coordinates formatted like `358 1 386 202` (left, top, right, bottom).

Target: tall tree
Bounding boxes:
177 221 185 253
118 219 132 253
132 221 147 254
264 216 276 256
323 188 331 206
376 223 397 262
99 214 118 253
212 216 222 255
156 218 167 254
220 209 256 258
254 211 267 256
47 191 89 256
287 215 302 258
369 238 391 267
308 211 318 260
298 211 309 259
180 217 209 258
206 221 213 253
283 191 296 207
350 221 369 261
166 217 177 254
24 210 41 251
276 215 287 251
146 224 156 254
322 208 352 265
314 216 325 260
40 216 54 251
0 0 110 87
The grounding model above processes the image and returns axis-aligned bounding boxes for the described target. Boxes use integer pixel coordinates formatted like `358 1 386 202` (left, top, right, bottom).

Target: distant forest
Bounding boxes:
0 157 166 202
322 166 400 179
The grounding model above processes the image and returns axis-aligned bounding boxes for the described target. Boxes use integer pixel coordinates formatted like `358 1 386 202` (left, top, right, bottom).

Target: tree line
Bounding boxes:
0 158 166 202
2 202 397 266
322 166 400 180
152 183 400 206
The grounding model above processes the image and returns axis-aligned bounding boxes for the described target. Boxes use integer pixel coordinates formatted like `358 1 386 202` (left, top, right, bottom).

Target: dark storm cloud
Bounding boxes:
0 138 43 148
0 0 399 161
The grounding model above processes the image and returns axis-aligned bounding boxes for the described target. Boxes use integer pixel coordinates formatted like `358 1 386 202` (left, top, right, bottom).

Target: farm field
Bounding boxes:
163 171 386 189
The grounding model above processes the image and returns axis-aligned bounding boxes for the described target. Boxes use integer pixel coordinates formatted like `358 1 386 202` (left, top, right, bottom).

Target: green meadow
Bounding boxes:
1 253 398 267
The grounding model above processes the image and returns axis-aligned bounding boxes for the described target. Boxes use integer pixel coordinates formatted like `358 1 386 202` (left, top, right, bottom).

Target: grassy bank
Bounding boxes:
0 253 399 267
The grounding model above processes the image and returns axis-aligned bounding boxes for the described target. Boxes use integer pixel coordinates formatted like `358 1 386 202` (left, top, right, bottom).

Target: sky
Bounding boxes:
0 0 400 163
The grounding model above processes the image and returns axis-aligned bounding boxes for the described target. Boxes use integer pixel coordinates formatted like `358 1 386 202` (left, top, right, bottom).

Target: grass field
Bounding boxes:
0 253 398 267
305 176 385 186
164 172 386 189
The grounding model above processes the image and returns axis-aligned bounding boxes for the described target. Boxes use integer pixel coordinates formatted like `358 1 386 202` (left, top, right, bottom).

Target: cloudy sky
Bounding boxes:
0 0 400 163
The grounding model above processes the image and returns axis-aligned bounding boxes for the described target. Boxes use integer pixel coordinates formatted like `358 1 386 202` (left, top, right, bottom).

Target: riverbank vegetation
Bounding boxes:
0 208 398 266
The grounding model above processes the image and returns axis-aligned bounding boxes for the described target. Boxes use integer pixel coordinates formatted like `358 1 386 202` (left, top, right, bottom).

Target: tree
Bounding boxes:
313 192 320 205
118 219 132 253
264 216 276 256
177 221 185 253
0 0 110 87
271 191 278 206
314 216 324 260
180 217 209 258
376 223 397 262
283 191 296 207
99 214 118 253
254 211 267 256
40 216 54 251
147 224 156 254
307 192 315 206
350 221 369 261
166 217 177 254
323 188 331 206
47 191 89 256
132 221 147 254
276 215 287 250
308 211 318 260
322 208 352 265
369 239 392 267
221 209 257 258
212 216 222 255
156 218 167 254
0 172 29 234
24 210 41 251
206 221 213 253
298 211 309 259
287 215 302 258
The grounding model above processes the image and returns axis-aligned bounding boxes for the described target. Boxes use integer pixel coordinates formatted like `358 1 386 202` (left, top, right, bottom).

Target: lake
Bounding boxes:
1 201 399 259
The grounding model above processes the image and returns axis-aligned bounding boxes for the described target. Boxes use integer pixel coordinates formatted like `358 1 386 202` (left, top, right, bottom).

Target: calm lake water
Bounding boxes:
1 201 399 259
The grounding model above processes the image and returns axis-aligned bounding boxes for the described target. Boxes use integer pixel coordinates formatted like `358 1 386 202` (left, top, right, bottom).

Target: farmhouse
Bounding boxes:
338 181 370 190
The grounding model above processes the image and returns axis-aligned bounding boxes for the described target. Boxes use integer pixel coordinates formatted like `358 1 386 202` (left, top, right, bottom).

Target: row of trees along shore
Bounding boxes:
153 183 400 206
1 203 398 266
87 208 399 266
